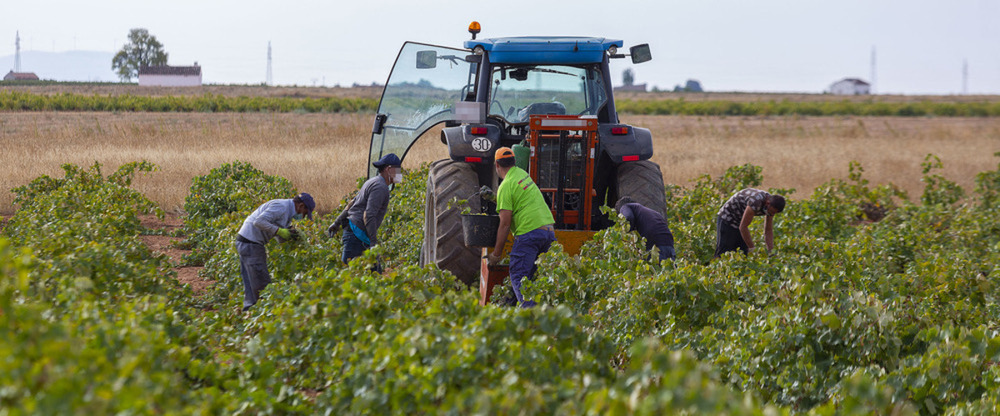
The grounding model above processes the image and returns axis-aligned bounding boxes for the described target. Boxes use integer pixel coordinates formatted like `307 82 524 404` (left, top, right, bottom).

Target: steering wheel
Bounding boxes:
489 99 506 116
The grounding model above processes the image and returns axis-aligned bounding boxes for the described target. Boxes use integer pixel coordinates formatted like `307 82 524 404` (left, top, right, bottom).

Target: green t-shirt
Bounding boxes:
496 166 555 236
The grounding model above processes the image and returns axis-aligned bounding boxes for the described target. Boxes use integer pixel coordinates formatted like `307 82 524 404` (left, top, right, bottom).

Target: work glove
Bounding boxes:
326 222 342 238
487 252 502 266
276 228 292 240
478 185 496 202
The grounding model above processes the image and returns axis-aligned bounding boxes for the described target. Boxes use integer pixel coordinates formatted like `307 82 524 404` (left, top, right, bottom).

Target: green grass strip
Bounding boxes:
616 98 1000 117
0 91 378 113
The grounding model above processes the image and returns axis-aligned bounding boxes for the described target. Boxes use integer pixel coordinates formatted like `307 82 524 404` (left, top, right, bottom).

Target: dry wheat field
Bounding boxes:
1 111 998 215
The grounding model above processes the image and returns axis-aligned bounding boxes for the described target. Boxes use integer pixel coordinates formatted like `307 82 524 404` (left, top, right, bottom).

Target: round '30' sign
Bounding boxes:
471 137 492 152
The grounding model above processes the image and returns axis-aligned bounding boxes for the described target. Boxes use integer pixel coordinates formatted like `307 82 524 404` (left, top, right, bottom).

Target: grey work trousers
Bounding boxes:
236 240 271 310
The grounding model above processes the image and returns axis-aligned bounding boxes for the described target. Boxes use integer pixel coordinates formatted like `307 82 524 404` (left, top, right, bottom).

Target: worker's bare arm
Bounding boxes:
739 205 755 250
764 214 774 251
491 209 513 261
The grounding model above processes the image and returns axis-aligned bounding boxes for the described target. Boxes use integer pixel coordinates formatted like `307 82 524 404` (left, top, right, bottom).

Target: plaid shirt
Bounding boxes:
717 188 770 229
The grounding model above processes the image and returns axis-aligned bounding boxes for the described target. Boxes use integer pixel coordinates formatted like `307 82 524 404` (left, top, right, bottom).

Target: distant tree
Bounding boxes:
685 79 703 92
673 79 705 92
622 68 635 86
112 28 168 82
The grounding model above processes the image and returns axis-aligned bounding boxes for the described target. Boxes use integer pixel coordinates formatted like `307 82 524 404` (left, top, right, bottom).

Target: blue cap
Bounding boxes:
372 153 402 168
294 193 315 220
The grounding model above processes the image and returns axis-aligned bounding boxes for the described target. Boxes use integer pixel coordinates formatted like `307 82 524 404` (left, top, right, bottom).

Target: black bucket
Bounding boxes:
461 214 500 247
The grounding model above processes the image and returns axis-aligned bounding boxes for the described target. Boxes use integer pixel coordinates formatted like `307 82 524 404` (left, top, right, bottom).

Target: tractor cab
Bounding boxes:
368 23 664 290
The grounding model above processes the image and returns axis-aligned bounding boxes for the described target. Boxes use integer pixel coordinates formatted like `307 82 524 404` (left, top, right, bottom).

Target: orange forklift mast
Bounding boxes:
527 114 600 230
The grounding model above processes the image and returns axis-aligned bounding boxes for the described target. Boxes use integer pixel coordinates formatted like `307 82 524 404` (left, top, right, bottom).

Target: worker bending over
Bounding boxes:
715 188 785 257
328 153 403 269
615 196 676 261
236 193 315 311
488 147 555 308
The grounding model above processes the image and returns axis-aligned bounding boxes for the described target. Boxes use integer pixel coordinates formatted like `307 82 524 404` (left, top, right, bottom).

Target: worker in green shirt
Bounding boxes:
488 147 556 307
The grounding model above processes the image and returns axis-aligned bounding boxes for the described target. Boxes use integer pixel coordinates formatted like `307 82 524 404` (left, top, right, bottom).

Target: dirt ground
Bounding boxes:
138 214 212 295
2 212 212 294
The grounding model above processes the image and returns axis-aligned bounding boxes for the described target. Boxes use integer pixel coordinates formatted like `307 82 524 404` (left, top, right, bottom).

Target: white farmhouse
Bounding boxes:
829 78 870 95
138 64 202 87
3 71 40 81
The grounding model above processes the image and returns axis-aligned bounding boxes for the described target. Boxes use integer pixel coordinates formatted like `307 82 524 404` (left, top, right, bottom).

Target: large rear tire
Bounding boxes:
616 160 668 217
420 159 480 285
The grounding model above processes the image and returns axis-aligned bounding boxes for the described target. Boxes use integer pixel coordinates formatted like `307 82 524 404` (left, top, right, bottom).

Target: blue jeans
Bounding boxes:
509 227 556 307
236 240 270 311
341 228 382 273
341 227 368 264
657 245 676 261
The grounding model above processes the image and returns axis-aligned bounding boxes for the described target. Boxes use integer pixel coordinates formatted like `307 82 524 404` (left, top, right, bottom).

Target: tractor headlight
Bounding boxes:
473 45 485 55
608 45 618 55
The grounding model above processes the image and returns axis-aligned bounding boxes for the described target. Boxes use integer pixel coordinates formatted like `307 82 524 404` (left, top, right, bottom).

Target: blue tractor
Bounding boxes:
369 23 666 285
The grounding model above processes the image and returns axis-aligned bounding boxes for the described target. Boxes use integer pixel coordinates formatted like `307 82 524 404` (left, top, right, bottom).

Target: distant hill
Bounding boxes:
0 51 116 82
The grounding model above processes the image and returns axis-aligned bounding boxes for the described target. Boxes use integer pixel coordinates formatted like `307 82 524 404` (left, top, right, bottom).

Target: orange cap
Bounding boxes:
495 147 515 161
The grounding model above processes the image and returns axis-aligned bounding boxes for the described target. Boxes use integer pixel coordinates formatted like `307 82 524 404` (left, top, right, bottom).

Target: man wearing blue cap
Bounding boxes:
328 153 403 267
235 192 315 311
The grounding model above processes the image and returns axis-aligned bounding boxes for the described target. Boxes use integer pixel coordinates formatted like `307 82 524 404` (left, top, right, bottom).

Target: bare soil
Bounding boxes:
138 214 212 295
3 212 212 294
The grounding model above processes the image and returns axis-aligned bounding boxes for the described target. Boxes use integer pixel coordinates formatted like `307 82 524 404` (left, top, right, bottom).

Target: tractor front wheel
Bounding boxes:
420 159 480 285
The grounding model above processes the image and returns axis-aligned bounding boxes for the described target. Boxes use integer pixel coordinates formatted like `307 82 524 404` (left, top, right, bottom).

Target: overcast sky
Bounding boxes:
2 0 998 94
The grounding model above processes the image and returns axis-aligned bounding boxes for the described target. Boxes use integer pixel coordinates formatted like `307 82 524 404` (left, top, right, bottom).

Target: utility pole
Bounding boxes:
14 31 21 72
962 59 968 95
870 46 877 95
266 41 273 86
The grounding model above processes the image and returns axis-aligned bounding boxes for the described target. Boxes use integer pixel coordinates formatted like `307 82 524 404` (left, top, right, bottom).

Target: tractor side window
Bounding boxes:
368 42 473 178
489 65 606 124
586 68 607 116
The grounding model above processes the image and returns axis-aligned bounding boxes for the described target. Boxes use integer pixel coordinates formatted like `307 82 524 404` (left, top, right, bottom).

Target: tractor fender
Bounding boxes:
441 125 502 162
598 124 653 164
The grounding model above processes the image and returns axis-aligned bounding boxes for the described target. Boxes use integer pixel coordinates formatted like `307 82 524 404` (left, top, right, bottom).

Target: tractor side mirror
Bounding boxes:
416 50 437 69
510 68 529 81
372 113 388 134
630 44 652 64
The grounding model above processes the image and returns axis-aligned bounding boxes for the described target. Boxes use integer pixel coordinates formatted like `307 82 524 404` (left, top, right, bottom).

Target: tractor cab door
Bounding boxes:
368 42 476 177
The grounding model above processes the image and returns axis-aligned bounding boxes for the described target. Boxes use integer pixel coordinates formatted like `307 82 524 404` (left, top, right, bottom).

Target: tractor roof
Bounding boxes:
464 37 623 65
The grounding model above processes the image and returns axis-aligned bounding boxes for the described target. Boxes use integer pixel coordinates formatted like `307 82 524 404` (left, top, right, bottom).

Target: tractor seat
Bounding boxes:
517 102 567 121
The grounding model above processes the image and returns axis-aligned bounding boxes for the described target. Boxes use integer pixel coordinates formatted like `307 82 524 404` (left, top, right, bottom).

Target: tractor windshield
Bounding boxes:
488 64 606 124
